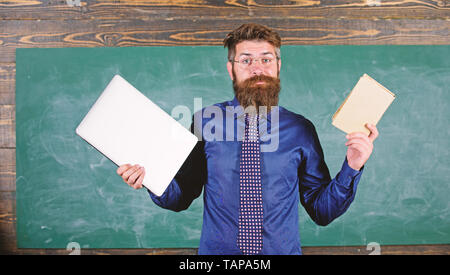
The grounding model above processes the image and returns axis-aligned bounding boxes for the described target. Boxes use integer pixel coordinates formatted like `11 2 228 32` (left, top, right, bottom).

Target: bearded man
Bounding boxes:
117 23 379 255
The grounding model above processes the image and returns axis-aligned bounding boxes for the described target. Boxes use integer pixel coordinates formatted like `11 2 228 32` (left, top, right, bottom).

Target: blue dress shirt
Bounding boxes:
149 97 364 255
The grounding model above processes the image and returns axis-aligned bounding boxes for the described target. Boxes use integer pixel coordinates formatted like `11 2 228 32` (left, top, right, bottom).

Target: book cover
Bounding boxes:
332 74 396 135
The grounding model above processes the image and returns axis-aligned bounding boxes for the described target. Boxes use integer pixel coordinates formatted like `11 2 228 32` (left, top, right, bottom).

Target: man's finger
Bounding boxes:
346 132 371 144
345 136 373 150
127 168 143 186
117 164 131 175
366 123 379 142
134 169 145 189
122 164 140 179
347 143 370 154
345 138 371 152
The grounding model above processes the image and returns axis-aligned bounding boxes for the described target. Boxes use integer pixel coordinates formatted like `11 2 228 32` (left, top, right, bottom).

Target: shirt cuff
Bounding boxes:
147 178 181 209
337 157 364 187
147 181 168 202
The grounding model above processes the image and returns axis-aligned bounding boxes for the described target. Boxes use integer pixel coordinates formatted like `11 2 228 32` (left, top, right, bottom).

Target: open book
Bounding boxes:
332 74 396 135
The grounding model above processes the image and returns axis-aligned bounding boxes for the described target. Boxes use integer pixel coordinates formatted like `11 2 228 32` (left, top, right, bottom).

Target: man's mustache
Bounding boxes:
241 75 279 88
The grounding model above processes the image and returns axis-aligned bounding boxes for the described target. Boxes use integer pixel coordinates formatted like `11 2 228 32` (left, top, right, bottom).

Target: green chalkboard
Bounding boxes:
16 45 450 249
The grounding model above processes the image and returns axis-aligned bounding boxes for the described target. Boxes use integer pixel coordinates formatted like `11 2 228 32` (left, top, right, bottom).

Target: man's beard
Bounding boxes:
233 72 281 114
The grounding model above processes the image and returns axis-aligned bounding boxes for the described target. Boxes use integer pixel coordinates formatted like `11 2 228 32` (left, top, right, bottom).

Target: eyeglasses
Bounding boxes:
230 56 278 67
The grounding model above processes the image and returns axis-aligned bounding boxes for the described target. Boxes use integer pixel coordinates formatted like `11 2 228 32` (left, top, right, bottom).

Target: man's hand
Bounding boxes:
117 164 145 189
345 123 379 171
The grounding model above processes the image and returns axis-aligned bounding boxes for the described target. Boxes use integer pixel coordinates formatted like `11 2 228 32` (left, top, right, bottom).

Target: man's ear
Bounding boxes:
227 61 234 81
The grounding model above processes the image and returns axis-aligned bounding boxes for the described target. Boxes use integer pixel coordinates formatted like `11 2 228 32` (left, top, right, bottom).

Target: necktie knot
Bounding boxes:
245 113 259 142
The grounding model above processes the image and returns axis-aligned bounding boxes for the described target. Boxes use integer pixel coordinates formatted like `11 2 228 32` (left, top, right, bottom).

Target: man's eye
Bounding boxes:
241 58 251 64
263 58 271 63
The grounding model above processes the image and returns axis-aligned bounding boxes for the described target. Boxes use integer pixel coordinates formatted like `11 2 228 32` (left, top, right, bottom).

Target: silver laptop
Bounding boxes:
76 74 198 196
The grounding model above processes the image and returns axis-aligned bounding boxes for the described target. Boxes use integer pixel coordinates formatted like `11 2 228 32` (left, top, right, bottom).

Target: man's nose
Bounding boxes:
250 62 264 76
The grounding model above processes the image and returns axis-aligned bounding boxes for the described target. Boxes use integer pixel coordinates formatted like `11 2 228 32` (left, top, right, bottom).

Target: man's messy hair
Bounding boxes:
223 23 281 62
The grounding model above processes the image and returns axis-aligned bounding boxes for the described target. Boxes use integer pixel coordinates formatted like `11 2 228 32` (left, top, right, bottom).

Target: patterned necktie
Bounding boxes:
237 113 263 255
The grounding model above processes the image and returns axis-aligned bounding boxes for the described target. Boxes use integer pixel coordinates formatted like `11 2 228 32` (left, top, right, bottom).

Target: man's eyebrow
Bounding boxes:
238 52 275 56
238 53 252 57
